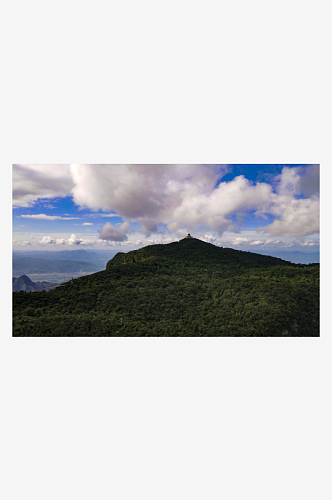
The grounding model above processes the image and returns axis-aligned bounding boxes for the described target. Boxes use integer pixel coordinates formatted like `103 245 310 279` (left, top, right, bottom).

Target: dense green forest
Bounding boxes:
12 238 319 337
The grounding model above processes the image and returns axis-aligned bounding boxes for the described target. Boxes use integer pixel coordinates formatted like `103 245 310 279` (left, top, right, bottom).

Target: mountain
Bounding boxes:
13 275 35 291
36 250 103 261
252 250 319 264
106 238 296 269
13 257 102 275
12 249 117 264
13 275 58 292
12 237 319 337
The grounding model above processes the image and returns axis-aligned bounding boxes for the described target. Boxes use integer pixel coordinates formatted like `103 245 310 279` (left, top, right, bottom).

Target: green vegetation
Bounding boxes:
12 238 319 337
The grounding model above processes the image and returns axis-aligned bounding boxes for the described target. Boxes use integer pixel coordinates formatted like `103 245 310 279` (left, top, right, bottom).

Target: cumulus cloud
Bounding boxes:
260 166 320 237
249 240 265 246
263 197 319 237
227 233 319 250
274 164 319 198
98 222 129 242
69 164 277 234
69 164 319 237
232 237 250 245
139 219 159 236
37 234 92 246
82 222 93 225
298 164 319 197
68 234 83 245
275 166 303 197
70 164 225 218
12 164 73 207
38 235 56 245
170 175 272 233
295 239 319 247
38 235 67 245
12 240 31 246
13 164 320 240
95 239 109 246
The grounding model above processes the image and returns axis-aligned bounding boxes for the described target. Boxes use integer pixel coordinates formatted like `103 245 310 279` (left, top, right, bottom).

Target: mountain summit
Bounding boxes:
106 237 293 269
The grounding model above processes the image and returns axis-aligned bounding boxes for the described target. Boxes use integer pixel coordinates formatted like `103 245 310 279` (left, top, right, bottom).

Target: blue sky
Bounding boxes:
13 196 122 233
12 164 320 253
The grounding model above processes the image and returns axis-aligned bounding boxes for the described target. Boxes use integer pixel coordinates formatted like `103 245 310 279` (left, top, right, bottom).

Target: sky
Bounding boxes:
12 164 320 253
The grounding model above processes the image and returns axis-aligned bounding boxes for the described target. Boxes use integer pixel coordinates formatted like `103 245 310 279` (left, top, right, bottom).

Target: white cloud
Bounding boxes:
170 175 272 233
69 164 277 235
249 240 265 246
38 235 55 245
274 164 319 198
38 235 66 245
13 164 320 240
139 219 159 236
36 234 93 246
12 164 73 207
258 166 320 237
98 222 130 242
232 237 250 245
297 240 317 247
89 213 119 217
82 222 93 225
70 165 318 238
20 214 80 220
95 239 110 246
263 197 319 237
12 240 31 246
275 166 302 197
70 164 225 221
68 234 83 245
298 164 319 197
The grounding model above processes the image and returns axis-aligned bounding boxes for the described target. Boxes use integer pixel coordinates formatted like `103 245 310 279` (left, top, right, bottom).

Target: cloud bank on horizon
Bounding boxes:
12 164 319 252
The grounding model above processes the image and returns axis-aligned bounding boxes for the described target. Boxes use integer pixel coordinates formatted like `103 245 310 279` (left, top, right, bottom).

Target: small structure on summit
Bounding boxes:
185 233 193 238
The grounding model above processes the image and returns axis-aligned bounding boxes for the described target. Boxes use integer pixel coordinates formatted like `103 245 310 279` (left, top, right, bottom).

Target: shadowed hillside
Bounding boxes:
12 238 319 337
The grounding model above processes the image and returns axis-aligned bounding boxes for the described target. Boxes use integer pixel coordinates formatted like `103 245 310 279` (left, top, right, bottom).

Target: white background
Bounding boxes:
2 1 330 499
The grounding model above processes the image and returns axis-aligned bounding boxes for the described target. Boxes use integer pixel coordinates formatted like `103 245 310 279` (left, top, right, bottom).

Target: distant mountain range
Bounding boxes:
12 249 117 263
13 257 103 275
12 248 318 265
252 250 319 264
13 275 58 292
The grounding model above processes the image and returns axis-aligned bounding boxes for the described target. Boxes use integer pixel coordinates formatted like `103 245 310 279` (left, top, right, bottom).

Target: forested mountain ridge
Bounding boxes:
12 237 319 337
106 237 295 269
